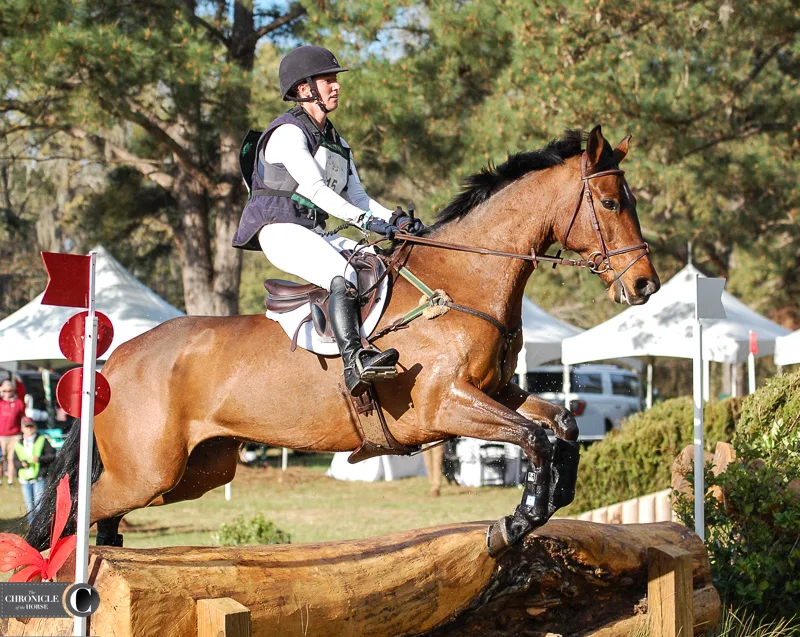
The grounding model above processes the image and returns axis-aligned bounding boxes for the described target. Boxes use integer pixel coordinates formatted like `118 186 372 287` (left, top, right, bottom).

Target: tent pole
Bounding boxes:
731 363 737 397
693 318 705 541
703 358 711 403
562 363 571 410
646 363 653 410
748 352 756 394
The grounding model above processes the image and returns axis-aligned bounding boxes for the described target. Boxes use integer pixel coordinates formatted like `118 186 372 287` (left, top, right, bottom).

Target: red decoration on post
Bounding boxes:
749 331 758 355
0 475 77 582
59 311 114 363
56 369 111 418
41 252 91 308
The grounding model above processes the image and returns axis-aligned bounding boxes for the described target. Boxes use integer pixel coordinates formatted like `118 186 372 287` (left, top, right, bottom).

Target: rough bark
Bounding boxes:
3 520 719 637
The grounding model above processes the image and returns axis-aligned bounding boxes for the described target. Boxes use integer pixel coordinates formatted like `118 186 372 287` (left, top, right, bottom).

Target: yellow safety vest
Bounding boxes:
15 435 47 481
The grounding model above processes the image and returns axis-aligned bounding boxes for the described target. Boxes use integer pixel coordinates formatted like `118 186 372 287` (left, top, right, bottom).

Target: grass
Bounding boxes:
0 451 522 549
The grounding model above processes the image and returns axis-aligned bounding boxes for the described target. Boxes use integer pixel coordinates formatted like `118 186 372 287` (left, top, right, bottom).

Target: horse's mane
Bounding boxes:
432 130 586 228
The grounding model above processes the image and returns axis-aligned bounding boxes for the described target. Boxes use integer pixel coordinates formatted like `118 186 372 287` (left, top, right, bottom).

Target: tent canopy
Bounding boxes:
0 246 184 367
520 296 582 368
561 264 790 365
775 330 800 366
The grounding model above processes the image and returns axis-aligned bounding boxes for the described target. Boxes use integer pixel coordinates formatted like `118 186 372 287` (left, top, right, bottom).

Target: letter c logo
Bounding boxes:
63 583 100 618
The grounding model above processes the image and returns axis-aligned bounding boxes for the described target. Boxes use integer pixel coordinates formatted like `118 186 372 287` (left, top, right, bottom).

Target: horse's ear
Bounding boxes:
613 135 632 165
586 125 604 168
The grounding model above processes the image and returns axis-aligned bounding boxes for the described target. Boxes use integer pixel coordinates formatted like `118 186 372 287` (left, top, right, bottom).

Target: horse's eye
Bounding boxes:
601 199 620 211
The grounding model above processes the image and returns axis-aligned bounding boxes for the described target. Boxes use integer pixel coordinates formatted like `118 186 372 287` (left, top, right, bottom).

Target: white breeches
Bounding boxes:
258 223 358 291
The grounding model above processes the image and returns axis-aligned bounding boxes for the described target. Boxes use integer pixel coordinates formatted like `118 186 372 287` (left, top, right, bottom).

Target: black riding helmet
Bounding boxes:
279 46 348 112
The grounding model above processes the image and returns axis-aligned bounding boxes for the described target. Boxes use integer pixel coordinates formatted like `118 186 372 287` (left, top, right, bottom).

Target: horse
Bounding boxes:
28 125 660 556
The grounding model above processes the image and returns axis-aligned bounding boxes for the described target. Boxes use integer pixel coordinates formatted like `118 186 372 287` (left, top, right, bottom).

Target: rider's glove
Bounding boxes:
390 207 426 236
365 217 399 240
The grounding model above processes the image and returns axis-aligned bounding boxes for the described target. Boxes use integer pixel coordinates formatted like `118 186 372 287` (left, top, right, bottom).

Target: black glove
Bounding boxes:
365 218 399 239
390 207 426 236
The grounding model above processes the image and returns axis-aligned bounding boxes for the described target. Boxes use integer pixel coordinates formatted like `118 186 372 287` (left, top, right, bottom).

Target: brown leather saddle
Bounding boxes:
264 250 384 350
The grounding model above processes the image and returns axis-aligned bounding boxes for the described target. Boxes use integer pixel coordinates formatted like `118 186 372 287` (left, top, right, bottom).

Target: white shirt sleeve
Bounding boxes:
339 138 394 222
263 124 391 225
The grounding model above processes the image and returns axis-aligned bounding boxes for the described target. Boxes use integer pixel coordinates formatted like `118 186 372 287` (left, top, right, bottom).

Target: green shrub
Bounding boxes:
212 514 291 546
676 372 800 620
568 396 741 513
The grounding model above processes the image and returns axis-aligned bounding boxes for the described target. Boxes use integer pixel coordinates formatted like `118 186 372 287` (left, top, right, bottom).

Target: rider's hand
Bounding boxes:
396 216 425 236
365 218 399 240
390 207 426 236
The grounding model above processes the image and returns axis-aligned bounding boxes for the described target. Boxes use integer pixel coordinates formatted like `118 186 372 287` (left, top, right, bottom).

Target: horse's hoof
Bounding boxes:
486 518 511 557
96 533 123 547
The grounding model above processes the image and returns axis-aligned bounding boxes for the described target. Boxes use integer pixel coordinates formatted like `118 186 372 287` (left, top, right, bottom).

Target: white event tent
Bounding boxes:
561 264 790 397
0 245 184 368
519 296 583 369
775 330 800 367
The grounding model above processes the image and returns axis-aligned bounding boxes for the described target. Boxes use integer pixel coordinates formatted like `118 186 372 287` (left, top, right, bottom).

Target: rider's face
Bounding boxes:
299 74 340 112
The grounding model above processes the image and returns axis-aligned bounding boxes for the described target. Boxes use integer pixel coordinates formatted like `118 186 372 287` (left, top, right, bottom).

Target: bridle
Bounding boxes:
391 151 650 283
559 152 650 283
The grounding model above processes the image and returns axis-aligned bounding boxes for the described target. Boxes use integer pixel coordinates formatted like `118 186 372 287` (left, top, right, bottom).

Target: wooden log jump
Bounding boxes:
2 520 719 637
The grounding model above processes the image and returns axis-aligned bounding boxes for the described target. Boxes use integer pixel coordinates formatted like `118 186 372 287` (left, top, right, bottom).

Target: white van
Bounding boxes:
515 365 643 442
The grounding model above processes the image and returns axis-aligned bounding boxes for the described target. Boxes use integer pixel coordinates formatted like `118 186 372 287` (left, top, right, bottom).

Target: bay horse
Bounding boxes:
29 125 659 555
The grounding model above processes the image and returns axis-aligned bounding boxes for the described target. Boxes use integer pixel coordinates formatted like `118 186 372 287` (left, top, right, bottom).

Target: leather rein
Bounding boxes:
366 151 650 361
393 152 650 282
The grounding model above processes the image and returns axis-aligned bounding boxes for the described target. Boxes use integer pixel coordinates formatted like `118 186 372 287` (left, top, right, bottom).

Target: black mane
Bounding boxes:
433 130 585 227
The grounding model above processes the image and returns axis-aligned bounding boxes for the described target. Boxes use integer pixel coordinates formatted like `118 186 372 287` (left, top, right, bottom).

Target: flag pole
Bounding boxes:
74 251 98 637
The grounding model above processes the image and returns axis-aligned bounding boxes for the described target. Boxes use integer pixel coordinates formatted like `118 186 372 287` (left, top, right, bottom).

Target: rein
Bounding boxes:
366 151 650 363
392 151 650 281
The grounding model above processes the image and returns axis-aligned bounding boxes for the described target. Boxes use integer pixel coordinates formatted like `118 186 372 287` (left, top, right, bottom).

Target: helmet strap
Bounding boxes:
292 77 330 113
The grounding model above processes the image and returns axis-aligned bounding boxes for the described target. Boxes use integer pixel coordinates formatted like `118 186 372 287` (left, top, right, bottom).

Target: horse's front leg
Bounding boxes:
487 382 582 556
493 382 579 441
433 380 564 555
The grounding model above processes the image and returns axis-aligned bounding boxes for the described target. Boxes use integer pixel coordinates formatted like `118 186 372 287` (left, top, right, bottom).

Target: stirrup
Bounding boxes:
356 349 398 381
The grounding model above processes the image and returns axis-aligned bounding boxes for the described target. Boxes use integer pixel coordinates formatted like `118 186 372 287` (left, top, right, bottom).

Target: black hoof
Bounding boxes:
96 533 123 547
486 510 533 557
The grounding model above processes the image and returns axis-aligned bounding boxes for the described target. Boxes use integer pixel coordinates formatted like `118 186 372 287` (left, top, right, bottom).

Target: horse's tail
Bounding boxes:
26 421 104 551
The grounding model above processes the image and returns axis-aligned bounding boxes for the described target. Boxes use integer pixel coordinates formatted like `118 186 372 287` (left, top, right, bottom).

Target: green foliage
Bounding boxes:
212 513 291 547
676 372 800 620
569 397 741 513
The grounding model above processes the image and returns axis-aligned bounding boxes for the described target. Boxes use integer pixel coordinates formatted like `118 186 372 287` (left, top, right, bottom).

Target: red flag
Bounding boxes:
41 252 91 308
749 331 758 355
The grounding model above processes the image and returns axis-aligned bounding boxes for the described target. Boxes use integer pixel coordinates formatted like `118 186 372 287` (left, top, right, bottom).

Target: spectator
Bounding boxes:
0 378 25 487
423 445 445 497
14 418 56 523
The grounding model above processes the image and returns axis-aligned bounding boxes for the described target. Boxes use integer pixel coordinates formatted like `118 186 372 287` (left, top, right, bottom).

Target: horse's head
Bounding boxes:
557 125 660 305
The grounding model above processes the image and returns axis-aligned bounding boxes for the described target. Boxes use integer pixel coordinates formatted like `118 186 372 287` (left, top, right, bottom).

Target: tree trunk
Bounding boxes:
174 167 215 316
212 130 244 316
3 521 720 637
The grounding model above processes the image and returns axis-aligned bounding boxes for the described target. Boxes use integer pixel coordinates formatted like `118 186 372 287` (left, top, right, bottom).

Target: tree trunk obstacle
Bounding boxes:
3 520 719 637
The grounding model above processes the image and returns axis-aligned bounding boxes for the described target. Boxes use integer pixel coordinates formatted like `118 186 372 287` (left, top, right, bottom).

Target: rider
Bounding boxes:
232 45 425 397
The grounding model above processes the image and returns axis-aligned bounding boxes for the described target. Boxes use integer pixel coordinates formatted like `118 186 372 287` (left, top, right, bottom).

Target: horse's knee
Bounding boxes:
523 426 552 463
555 408 579 441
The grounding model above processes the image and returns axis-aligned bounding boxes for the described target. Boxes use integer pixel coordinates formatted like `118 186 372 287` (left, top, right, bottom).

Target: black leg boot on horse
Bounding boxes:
329 276 399 396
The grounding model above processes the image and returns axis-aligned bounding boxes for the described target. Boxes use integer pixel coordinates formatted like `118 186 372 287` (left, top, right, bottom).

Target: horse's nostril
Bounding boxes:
634 277 658 297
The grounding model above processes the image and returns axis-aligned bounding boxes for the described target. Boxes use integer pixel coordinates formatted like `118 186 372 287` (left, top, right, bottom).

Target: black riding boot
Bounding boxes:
329 276 399 396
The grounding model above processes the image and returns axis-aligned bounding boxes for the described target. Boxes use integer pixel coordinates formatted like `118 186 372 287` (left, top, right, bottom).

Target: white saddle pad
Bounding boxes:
265 235 390 356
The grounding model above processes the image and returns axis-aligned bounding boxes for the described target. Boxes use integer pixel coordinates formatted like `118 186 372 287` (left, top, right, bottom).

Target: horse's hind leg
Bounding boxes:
148 438 240 506
96 515 124 547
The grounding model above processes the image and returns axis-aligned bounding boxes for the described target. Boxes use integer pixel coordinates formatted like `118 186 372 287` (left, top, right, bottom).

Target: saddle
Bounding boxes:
264 250 384 346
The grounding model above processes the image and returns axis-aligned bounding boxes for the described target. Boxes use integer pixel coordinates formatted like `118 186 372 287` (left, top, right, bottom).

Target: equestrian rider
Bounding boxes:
232 45 424 397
